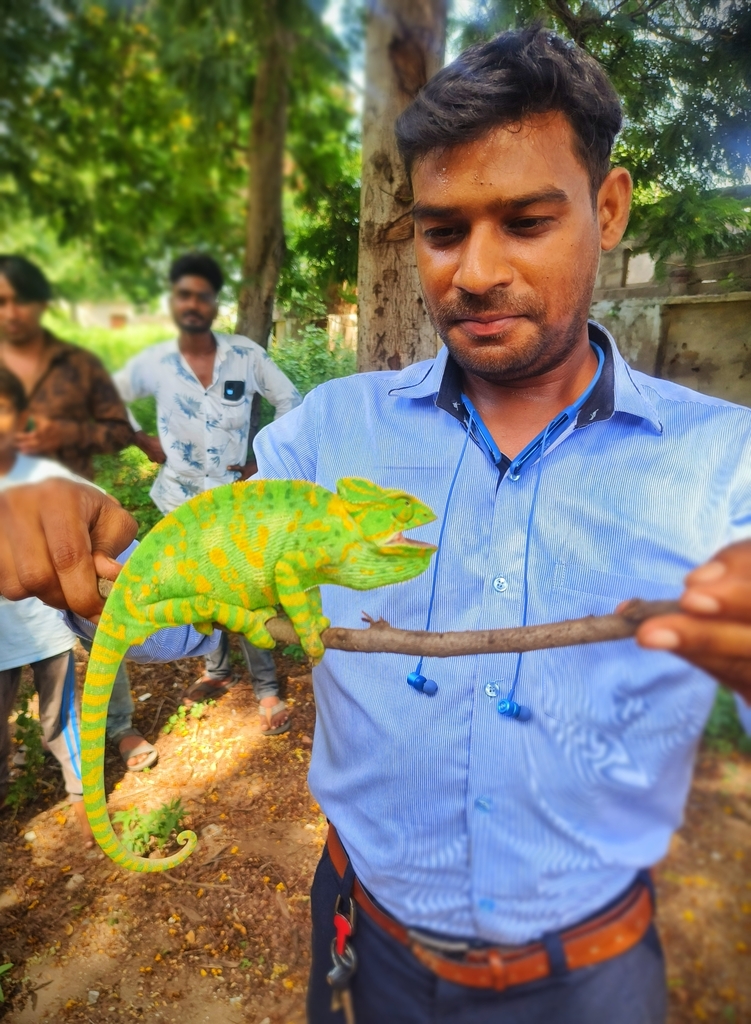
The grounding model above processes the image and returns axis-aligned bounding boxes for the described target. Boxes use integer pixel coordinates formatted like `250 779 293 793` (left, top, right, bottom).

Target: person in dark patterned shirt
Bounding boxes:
0 256 134 479
0 255 154 771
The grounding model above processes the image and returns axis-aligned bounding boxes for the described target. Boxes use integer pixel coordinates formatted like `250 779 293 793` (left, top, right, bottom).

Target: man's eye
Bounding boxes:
423 227 463 243
509 217 553 231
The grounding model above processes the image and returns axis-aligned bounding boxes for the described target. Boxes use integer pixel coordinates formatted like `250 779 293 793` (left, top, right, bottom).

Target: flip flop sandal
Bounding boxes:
183 676 238 707
259 700 291 737
112 728 159 772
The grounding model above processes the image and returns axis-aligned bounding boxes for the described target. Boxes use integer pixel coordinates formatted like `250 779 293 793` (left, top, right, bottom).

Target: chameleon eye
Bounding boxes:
396 502 413 523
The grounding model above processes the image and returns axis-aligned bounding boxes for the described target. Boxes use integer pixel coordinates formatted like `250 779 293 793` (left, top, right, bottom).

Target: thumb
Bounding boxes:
87 491 138 562
92 551 124 584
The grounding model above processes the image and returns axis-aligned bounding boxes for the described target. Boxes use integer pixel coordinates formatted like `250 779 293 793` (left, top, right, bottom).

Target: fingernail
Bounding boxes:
641 628 681 650
681 591 721 614
688 560 726 584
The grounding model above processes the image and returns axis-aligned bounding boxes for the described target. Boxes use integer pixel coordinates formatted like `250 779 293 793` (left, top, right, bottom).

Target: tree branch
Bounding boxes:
96 580 678 657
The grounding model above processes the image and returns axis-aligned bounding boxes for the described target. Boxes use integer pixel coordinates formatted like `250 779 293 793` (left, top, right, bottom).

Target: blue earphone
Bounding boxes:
407 343 605 719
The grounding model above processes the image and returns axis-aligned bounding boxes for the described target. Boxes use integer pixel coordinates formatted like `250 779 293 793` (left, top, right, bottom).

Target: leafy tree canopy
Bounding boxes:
458 0 751 267
0 1 360 310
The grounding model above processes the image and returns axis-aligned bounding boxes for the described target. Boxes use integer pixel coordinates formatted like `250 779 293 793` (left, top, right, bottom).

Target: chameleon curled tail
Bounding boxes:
81 623 197 873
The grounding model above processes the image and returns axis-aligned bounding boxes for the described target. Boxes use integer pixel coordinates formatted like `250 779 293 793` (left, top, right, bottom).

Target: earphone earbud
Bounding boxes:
497 699 531 722
407 671 438 696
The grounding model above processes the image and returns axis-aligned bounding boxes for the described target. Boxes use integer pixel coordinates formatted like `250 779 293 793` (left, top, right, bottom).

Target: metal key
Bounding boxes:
328 942 357 1022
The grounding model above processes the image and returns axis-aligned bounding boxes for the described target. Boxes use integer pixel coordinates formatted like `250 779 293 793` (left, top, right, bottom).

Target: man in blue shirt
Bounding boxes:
1 26 751 1024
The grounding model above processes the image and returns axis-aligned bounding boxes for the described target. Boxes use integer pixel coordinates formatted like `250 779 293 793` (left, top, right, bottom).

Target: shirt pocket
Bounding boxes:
219 395 249 431
541 562 682 726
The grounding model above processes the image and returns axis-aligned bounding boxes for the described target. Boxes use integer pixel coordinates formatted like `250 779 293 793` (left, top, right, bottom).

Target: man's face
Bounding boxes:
0 396 22 459
411 113 628 383
170 275 218 334
0 275 45 347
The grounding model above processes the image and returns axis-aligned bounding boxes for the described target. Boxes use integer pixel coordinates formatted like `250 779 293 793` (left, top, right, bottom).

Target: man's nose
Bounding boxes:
452 223 514 295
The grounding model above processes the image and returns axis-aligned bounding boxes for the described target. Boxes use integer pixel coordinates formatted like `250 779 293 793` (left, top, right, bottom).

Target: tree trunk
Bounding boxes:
235 16 288 348
357 0 447 372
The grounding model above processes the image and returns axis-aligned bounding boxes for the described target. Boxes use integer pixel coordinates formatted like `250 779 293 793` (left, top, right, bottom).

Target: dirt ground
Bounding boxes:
0 640 749 1023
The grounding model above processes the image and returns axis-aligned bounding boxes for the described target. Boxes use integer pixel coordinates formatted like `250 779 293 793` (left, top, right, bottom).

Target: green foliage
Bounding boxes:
112 798 187 855
703 687 751 755
269 325 356 396
162 701 213 736
282 643 307 663
6 694 45 810
458 1 751 265
0 3 244 302
629 186 751 273
93 447 161 540
42 310 172 374
0 962 13 1004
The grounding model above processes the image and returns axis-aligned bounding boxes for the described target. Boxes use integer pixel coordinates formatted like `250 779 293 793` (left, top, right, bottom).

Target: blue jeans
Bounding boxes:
307 846 667 1024
77 637 134 740
203 632 279 702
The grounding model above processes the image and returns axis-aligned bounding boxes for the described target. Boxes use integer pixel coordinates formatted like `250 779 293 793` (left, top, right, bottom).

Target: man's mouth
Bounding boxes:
454 314 525 338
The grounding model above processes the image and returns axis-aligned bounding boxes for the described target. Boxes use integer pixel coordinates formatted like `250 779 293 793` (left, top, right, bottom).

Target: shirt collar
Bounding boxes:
212 332 233 365
388 320 662 435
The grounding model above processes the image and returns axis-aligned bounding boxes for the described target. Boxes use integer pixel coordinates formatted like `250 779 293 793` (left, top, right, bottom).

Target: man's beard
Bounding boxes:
427 288 591 384
178 315 213 334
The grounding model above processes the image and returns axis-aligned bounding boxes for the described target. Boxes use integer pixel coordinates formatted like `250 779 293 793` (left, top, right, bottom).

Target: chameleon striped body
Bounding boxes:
82 477 437 872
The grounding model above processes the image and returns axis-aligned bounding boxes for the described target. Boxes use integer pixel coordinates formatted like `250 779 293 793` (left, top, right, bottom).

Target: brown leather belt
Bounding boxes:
327 824 653 992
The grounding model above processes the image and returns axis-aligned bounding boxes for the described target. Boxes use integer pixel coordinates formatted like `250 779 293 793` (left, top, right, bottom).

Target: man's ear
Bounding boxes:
336 478 385 507
598 167 633 252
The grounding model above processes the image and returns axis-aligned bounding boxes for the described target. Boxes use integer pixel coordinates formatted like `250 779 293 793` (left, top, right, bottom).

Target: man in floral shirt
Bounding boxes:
114 253 301 734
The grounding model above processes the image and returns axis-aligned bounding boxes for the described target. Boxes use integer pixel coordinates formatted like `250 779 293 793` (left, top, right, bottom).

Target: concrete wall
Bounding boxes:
657 294 751 405
590 245 751 407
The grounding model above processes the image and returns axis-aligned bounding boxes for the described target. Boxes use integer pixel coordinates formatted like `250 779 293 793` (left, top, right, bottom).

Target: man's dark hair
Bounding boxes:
0 255 52 303
169 253 224 294
395 26 623 197
0 366 28 414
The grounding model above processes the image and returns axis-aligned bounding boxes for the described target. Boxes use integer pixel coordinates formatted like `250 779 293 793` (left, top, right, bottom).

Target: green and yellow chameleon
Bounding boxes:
81 477 436 872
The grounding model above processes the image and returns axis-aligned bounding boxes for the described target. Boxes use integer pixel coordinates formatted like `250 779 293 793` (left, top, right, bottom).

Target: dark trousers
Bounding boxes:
308 847 667 1024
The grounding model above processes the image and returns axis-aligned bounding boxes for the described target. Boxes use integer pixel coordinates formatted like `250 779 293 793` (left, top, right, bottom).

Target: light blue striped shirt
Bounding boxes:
253 322 751 945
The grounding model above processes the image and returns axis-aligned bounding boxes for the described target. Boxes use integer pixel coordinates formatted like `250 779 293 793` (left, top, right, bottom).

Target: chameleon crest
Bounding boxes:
82 478 436 872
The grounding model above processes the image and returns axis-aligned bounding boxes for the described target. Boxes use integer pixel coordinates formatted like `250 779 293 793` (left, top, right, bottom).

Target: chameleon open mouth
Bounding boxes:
381 531 436 549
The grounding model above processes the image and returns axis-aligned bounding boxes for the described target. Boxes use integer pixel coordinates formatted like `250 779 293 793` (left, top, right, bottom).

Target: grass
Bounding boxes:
112 797 187 855
703 686 751 754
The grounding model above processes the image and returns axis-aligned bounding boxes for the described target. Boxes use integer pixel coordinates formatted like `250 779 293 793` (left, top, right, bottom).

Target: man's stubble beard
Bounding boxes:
177 317 213 335
425 263 597 384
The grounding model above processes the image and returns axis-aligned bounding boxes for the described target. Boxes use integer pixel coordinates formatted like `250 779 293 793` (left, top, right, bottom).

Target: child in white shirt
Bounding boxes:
0 366 93 845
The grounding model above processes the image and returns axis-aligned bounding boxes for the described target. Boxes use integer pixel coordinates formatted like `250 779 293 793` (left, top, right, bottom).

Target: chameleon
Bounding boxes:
81 477 437 872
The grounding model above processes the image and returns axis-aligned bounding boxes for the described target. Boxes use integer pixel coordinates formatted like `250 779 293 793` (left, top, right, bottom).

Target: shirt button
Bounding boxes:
474 797 493 813
484 682 500 698
492 575 508 593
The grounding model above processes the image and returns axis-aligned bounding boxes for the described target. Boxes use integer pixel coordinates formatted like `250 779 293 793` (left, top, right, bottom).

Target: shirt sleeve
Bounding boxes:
253 386 319 481
74 351 135 456
726 424 751 545
64 612 221 663
113 352 158 432
250 345 302 419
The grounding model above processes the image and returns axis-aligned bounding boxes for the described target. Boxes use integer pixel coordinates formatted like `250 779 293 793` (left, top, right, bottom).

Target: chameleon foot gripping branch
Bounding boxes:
81 478 437 873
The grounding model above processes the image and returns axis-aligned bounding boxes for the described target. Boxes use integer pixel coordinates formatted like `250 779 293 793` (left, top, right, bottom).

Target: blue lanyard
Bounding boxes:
461 342 605 480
